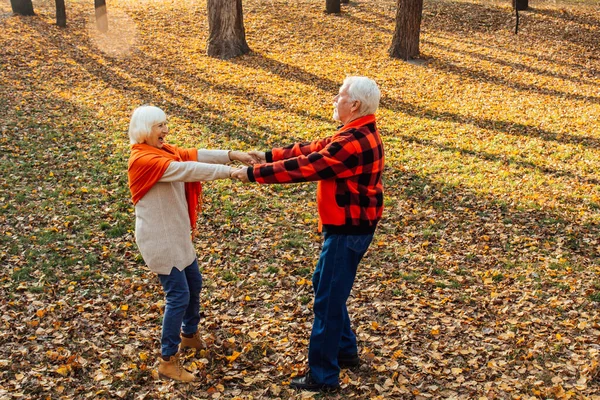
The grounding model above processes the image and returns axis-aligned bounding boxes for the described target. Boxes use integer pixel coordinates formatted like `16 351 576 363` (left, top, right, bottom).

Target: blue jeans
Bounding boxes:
158 259 203 357
308 232 374 386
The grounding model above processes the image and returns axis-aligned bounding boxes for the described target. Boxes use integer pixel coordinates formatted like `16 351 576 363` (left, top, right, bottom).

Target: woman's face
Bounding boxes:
146 120 168 149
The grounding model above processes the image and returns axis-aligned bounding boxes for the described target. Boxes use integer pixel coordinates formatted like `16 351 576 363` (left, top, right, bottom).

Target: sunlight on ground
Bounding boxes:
86 8 137 58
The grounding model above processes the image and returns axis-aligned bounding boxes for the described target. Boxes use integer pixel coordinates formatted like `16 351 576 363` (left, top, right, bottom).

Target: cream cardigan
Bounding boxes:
134 149 232 275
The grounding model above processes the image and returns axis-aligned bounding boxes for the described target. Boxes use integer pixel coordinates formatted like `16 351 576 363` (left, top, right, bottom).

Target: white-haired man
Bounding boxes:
233 76 384 392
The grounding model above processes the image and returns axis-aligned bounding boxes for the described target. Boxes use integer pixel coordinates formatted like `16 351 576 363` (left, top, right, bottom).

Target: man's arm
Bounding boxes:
268 137 333 162
250 137 359 184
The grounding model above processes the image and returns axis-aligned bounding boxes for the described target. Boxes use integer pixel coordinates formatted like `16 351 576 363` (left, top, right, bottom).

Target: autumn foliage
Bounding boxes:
1 0 599 398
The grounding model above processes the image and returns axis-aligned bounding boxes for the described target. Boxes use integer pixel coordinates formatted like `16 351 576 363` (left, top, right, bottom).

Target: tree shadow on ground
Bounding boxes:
383 162 599 262
395 134 600 187
426 54 600 105
422 38 599 88
24 19 305 148
231 51 600 149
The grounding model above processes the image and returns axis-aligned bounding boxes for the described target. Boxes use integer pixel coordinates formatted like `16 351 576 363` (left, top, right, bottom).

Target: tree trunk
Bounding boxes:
55 0 66 27
95 0 108 33
388 0 423 60
341 0 349 3
10 0 34 16
326 0 341 14
512 0 528 11
207 0 250 59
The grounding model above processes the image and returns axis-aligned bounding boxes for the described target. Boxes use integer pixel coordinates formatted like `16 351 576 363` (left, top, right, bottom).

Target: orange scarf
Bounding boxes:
128 143 202 232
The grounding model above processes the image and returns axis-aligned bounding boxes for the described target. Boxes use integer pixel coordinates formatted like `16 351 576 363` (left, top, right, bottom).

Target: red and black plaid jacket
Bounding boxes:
248 114 384 235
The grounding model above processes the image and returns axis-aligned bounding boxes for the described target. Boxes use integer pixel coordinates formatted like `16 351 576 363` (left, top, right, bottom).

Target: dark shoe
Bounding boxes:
338 353 360 369
290 372 339 392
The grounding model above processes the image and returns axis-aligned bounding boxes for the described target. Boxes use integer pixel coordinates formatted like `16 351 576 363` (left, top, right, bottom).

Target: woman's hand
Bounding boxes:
248 151 266 164
229 151 264 165
231 167 250 183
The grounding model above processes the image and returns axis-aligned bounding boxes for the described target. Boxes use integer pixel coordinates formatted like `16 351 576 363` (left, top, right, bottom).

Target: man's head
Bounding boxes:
333 76 380 124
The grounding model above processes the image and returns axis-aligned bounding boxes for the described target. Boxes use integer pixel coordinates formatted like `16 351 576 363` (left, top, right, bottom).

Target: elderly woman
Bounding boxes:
127 105 255 382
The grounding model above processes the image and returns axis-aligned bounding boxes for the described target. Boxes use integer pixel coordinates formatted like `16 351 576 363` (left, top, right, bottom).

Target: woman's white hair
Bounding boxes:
343 76 381 117
128 105 166 145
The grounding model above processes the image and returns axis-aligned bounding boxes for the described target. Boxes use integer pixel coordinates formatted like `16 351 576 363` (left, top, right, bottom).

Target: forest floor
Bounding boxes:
1 0 599 398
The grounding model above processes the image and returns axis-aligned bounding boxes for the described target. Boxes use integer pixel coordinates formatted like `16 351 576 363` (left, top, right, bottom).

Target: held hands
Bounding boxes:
231 167 250 183
228 150 262 182
229 150 265 166
248 150 266 164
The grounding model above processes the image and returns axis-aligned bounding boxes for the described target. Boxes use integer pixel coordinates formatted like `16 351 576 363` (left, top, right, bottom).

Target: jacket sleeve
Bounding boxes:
267 137 333 162
250 136 359 184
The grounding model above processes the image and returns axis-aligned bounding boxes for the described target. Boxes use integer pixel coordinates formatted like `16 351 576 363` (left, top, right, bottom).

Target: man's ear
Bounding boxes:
352 100 361 113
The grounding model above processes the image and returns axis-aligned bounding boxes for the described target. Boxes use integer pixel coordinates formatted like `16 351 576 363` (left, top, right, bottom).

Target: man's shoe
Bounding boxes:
180 331 206 350
158 352 197 382
338 353 360 369
290 372 339 392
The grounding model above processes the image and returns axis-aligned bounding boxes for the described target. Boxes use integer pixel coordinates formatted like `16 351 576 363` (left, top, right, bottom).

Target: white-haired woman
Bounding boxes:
127 105 255 382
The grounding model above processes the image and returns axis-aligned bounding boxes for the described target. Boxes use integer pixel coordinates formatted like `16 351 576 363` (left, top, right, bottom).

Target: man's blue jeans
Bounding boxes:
308 232 374 386
158 259 203 357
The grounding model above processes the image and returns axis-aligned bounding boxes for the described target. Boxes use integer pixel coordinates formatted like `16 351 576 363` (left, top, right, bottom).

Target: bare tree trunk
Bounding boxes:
512 0 528 11
10 0 34 16
55 0 66 27
95 0 108 33
389 0 423 60
341 0 349 4
207 0 250 59
326 0 341 14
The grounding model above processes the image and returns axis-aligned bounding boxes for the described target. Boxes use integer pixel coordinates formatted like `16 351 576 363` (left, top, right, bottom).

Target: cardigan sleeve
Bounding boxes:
196 149 231 164
159 161 232 182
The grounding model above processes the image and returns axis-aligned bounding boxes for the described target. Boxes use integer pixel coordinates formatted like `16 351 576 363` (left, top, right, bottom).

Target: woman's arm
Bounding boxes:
196 149 259 165
195 149 230 164
159 161 233 182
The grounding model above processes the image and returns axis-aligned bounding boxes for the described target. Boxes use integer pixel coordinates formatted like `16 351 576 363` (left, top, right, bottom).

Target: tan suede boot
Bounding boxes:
158 352 196 382
180 331 206 350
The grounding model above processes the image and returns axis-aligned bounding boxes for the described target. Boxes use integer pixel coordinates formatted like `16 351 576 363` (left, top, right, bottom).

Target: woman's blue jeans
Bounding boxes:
308 232 374 386
158 259 203 357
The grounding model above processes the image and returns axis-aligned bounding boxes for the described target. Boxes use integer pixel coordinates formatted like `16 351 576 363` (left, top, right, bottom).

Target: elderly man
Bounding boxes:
233 76 384 392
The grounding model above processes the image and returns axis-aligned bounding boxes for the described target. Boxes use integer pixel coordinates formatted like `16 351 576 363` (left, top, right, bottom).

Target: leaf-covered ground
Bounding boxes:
1 0 599 398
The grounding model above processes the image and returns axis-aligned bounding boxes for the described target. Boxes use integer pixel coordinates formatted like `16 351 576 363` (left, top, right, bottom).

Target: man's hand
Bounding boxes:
229 151 261 166
248 150 266 164
231 167 250 183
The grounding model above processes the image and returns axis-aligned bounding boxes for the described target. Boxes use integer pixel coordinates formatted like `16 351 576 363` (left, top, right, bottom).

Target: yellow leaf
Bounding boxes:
121 305 129 311
430 328 440 335
244 295 251 301
36 309 46 318
248 331 259 339
451 368 463 375
139 352 148 361
226 351 241 363
56 365 70 376
371 321 379 330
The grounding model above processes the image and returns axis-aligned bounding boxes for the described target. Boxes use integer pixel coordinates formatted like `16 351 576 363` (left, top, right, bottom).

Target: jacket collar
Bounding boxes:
336 114 376 133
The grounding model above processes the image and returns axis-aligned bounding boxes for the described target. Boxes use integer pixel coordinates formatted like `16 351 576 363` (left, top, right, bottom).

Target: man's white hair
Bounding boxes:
342 76 381 117
128 105 166 145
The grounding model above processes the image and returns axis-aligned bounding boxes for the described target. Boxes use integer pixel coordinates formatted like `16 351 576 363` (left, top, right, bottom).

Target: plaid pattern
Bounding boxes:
249 114 384 234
